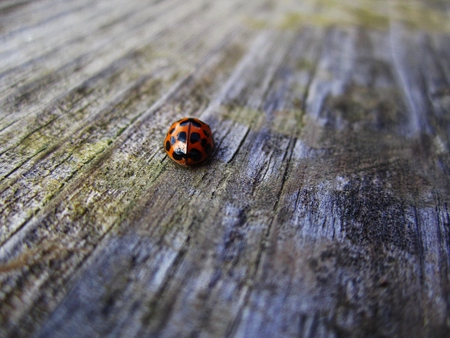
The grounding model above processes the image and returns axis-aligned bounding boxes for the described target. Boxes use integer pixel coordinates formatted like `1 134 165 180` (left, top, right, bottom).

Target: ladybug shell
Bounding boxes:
164 118 214 166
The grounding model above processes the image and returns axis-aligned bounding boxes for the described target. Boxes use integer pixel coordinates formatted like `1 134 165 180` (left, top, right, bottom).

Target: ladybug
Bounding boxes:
164 117 214 166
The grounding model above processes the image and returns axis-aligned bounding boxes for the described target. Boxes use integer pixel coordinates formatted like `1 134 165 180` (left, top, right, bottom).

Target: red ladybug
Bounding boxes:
164 117 214 166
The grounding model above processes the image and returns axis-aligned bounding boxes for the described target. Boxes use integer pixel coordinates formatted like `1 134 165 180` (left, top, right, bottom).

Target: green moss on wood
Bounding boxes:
272 0 450 33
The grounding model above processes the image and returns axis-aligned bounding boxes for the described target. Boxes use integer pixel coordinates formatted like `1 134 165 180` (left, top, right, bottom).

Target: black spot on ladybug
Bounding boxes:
201 138 207 147
203 129 210 137
190 132 200 144
169 128 175 135
180 118 202 128
165 141 171 151
188 149 202 162
172 152 182 161
205 143 212 154
170 136 176 145
177 131 187 143
173 148 185 161
190 119 202 128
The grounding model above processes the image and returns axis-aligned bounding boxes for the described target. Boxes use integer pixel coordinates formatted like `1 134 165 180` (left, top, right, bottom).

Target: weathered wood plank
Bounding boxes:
1 0 449 337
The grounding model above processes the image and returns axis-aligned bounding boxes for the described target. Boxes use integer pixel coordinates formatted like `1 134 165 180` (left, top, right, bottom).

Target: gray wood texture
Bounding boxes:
1 0 450 337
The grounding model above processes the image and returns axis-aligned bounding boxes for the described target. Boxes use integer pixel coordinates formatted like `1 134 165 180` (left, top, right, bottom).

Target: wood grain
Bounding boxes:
1 0 449 337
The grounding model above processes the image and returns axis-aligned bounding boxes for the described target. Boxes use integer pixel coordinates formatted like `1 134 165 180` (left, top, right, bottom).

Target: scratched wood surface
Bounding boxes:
1 0 450 337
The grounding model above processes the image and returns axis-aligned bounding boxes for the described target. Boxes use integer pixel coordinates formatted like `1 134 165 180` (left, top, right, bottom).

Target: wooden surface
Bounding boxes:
1 0 450 337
